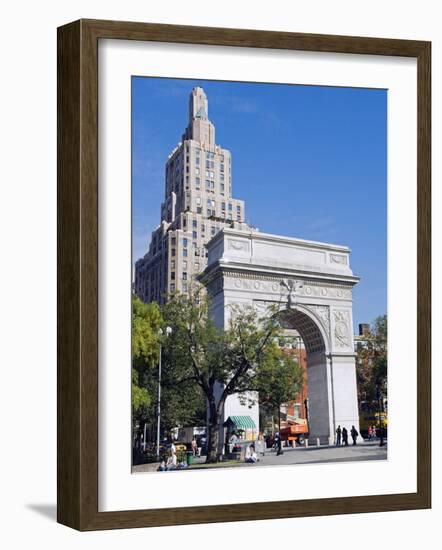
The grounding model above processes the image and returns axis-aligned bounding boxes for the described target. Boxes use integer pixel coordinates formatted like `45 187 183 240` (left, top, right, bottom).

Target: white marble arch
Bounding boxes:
200 228 363 446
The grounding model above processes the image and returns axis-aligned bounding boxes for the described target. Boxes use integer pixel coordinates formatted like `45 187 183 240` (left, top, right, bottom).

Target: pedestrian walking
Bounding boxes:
342 427 349 446
228 432 238 454
379 425 385 447
350 425 359 445
275 432 283 456
372 425 377 439
335 425 342 446
191 437 198 457
368 425 373 441
170 440 176 455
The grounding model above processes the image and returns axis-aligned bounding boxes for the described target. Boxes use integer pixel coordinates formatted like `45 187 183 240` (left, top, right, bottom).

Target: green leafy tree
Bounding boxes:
131 296 162 426
356 314 388 413
257 344 304 434
132 294 205 446
162 289 298 463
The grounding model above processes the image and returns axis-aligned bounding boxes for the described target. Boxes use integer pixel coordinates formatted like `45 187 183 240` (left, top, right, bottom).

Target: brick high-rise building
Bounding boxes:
134 87 251 303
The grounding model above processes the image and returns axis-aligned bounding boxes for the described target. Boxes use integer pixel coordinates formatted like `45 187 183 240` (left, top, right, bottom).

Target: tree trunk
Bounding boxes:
277 405 283 455
206 401 222 463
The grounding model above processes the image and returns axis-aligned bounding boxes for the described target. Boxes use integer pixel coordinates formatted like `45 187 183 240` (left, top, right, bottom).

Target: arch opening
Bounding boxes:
274 307 332 445
277 308 327 355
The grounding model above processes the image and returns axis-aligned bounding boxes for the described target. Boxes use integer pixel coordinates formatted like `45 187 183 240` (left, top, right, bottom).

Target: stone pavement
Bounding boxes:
132 441 387 473
256 441 387 467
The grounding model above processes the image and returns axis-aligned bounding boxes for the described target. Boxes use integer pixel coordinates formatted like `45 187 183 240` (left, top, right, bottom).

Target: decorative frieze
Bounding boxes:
330 254 348 265
301 285 351 299
223 274 352 300
310 305 331 337
227 277 281 293
227 239 249 252
333 309 351 349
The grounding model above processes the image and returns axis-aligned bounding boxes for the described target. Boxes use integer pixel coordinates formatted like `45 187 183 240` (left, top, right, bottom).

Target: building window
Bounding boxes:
194 262 200 271
183 249 188 257
182 261 187 269
171 260 175 269
228 203 233 211
196 196 201 205
196 157 200 165
182 283 188 292
171 272 175 280
171 248 176 257
192 231 197 239
221 202 226 210
196 177 200 187
220 164 224 172
182 272 187 281
170 284 175 292
171 237 176 245
192 220 197 228
197 207 202 214
183 238 188 247
211 226 215 236
195 167 200 175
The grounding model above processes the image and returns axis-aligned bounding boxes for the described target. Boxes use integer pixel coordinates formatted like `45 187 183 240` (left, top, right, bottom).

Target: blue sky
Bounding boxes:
132 77 387 328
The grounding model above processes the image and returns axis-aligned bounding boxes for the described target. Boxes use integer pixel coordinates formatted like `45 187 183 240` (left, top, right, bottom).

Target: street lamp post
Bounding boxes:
156 326 172 460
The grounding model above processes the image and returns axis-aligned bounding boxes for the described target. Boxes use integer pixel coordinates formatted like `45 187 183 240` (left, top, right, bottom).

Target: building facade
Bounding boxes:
135 87 251 303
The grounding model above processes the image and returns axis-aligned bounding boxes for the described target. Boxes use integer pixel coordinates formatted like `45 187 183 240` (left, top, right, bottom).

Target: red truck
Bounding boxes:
280 417 309 445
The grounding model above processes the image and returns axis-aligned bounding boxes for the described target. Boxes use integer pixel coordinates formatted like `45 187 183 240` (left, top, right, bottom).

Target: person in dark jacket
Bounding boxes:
274 432 283 456
335 425 342 446
342 427 349 446
350 425 359 445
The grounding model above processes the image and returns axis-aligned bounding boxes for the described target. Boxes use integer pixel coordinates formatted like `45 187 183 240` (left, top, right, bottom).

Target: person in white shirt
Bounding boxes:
166 453 177 470
245 444 258 463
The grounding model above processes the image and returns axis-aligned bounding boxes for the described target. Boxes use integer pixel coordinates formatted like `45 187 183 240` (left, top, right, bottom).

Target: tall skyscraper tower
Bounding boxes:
134 87 251 303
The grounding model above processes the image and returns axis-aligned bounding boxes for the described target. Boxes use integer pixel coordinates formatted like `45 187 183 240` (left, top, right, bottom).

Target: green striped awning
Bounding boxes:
224 416 257 430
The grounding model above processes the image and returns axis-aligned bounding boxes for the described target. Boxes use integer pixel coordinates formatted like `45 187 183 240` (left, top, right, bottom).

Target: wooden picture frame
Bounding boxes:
57 18 431 531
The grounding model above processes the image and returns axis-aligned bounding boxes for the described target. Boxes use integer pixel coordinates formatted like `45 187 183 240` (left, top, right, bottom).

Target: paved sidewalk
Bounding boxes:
258 441 387 466
132 441 387 473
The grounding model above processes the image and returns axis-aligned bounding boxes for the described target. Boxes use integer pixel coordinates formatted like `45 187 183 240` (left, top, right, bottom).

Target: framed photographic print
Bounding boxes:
57 19 431 530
